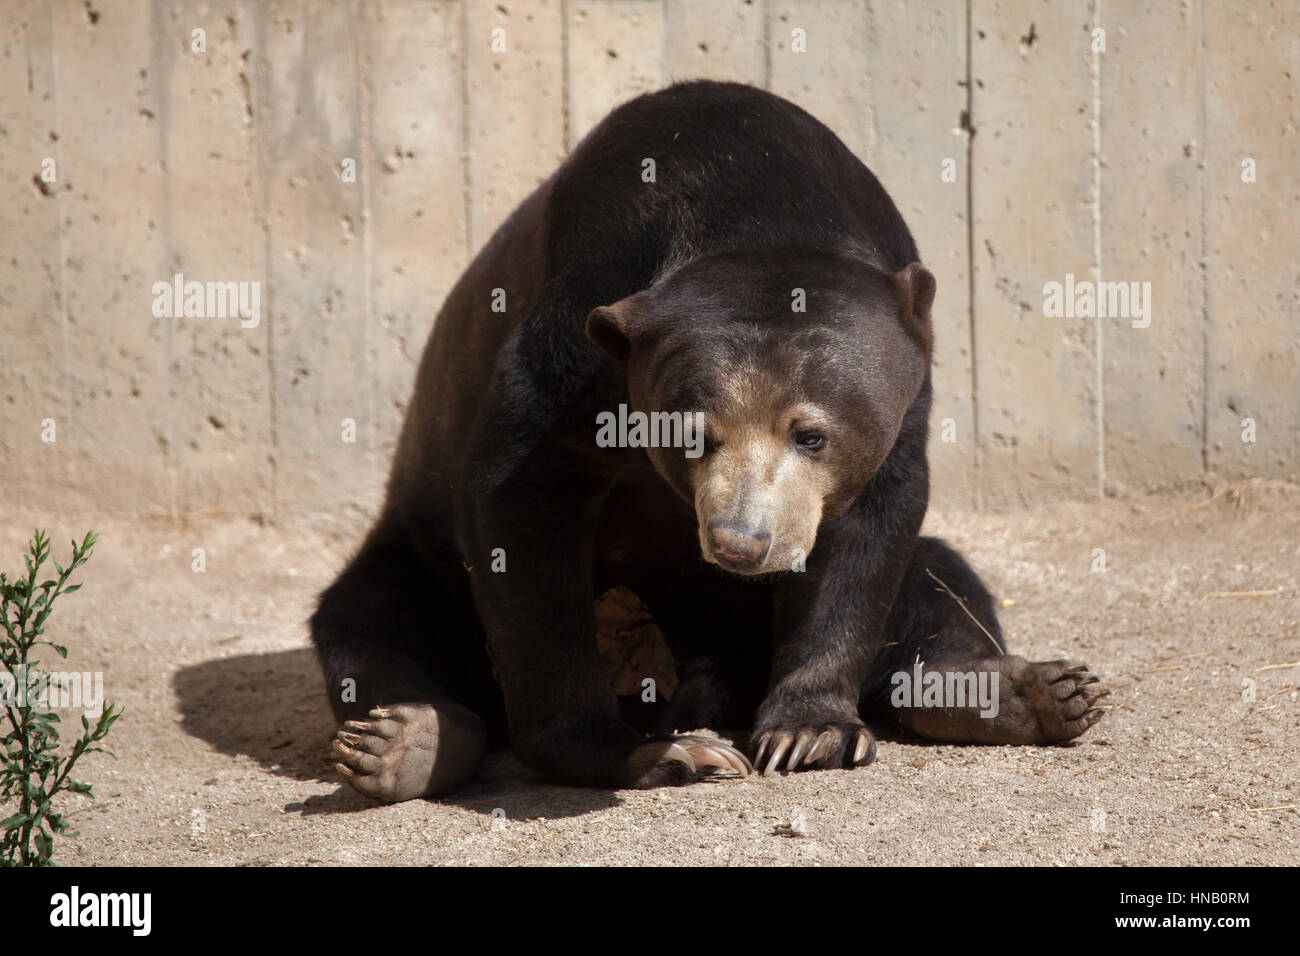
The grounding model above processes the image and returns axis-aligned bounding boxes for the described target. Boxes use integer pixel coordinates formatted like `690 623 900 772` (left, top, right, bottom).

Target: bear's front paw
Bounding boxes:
750 718 876 776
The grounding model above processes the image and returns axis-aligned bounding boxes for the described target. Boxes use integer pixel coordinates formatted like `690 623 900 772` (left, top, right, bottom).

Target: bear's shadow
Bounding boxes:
173 648 621 820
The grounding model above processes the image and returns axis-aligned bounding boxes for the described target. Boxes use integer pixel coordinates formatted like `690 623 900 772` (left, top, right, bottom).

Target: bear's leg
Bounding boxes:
310 519 501 801
860 537 1108 744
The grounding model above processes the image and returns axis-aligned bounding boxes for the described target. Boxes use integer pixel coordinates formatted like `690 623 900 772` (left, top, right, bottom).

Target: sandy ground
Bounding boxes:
3 480 1298 866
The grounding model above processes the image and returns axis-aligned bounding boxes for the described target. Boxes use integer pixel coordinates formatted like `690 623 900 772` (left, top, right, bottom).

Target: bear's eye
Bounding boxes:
794 430 827 452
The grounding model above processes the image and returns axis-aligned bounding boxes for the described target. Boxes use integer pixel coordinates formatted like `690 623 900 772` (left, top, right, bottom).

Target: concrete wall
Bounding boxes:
1 0 1296 524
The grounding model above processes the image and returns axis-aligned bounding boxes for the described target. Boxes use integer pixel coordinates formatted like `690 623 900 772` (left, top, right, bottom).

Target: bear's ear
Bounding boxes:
585 296 644 366
890 262 936 354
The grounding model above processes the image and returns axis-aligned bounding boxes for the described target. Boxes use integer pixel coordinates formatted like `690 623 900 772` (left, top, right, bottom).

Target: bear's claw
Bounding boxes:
627 734 753 786
752 721 876 775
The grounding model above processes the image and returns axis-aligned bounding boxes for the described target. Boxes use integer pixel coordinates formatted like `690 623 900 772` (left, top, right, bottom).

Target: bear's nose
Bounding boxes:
706 521 771 571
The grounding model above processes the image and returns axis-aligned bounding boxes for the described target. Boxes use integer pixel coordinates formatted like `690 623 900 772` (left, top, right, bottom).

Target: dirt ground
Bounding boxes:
3 480 1297 866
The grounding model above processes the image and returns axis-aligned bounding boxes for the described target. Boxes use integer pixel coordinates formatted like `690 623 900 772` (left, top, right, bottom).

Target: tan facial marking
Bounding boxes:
688 365 834 575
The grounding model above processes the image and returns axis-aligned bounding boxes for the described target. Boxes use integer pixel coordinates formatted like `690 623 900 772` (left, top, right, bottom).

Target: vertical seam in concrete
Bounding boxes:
861 0 876 167
48 5 71 452
762 0 772 90
964 0 981 510
253 2 279 519
357 1 376 475
1197 0 1210 475
460 0 474 252
863 0 879 158
662 0 671 81
151 0 177 518
561 0 572 152
1092 0 1105 499
659 0 668 90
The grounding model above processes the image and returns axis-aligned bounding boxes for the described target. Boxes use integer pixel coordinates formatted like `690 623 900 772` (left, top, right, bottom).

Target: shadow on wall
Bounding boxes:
172 648 623 819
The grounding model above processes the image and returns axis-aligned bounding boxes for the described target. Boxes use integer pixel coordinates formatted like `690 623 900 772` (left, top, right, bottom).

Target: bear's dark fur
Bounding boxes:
310 81 1106 801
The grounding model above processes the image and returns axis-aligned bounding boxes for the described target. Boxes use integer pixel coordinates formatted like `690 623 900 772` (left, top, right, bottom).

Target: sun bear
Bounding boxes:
309 80 1107 802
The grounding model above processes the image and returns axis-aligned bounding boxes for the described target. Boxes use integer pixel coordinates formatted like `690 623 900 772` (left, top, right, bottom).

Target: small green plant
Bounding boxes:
0 530 120 866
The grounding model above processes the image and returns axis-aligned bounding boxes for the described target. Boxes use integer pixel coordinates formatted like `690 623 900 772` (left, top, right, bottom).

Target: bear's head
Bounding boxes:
586 249 934 576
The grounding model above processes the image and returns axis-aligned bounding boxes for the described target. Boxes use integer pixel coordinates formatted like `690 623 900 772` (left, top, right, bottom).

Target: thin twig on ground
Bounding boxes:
924 568 1003 656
